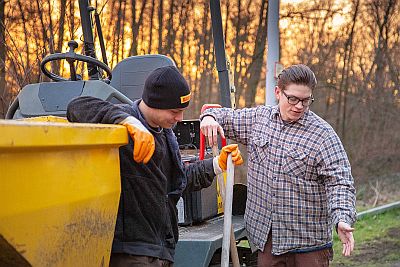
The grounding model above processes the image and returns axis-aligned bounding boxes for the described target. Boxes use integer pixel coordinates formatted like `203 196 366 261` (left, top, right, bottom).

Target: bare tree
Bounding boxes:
112 0 124 64
1 0 399 178
69 0 75 40
338 0 360 142
0 0 6 118
164 0 175 57
232 0 252 105
129 0 147 56
244 0 268 107
178 1 190 70
157 0 163 54
223 0 230 44
16 0 30 73
192 1 211 115
148 0 155 54
53 0 67 75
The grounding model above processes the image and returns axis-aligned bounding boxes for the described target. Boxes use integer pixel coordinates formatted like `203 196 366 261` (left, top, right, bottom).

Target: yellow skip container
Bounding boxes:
0 117 128 266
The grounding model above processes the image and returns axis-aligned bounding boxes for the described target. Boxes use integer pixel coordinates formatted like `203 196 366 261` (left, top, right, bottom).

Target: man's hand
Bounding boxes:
338 221 355 256
218 144 244 170
200 115 225 147
120 116 155 164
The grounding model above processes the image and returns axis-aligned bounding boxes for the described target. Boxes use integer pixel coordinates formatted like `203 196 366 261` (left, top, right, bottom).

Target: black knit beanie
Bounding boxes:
142 66 191 109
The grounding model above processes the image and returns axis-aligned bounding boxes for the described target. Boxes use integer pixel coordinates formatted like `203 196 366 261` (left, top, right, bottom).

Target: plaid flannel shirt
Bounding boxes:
201 105 356 255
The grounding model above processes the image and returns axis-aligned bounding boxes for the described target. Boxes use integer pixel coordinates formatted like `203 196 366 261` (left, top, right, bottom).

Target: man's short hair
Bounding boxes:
277 64 317 91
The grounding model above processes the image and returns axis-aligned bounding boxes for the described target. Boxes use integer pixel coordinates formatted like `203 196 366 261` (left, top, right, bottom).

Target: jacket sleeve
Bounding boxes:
66 96 132 124
184 158 215 193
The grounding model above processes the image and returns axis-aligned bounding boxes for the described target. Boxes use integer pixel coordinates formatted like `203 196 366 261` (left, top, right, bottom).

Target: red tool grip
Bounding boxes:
199 104 227 160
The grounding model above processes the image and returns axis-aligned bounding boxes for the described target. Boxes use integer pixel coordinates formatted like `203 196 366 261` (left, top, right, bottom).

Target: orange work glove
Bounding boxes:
218 144 244 171
120 116 155 164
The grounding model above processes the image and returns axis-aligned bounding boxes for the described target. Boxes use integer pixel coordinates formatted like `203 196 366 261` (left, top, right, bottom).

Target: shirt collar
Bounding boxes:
270 104 309 127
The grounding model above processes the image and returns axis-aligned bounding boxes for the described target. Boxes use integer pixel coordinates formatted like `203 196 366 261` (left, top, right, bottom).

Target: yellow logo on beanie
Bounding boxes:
180 93 191 104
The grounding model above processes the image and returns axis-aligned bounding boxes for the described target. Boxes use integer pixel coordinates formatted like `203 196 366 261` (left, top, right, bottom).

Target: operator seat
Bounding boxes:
110 54 175 101
6 54 175 119
5 80 133 119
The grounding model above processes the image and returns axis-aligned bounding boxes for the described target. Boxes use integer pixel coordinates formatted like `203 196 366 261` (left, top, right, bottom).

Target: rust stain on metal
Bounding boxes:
36 208 115 266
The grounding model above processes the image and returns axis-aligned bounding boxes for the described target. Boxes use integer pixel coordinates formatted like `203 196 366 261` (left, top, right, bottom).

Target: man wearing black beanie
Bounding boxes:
67 66 243 267
142 65 191 110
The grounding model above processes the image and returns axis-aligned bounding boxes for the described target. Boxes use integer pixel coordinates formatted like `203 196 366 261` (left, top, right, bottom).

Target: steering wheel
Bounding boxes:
40 40 112 82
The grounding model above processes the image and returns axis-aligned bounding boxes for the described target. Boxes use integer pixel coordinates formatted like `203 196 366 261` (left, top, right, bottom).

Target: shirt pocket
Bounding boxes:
250 136 269 163
283 147 309 177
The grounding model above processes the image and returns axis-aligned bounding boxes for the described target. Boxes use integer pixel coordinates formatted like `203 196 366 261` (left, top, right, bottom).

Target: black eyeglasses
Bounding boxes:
281 90 314 107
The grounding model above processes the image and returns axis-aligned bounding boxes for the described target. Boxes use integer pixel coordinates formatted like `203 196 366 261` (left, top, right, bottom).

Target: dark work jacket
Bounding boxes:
67 96 215 262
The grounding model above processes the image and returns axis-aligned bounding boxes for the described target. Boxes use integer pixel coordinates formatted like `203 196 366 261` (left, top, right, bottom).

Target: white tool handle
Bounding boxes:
221 154 235 267
212 146 240 267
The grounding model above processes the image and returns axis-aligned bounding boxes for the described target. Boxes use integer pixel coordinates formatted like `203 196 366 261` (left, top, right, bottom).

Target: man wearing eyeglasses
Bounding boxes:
200 64 356 267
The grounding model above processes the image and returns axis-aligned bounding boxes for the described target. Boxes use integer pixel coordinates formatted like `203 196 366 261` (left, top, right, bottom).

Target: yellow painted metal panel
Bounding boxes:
0 118 128 266
0 119 127 148
21 115 69 123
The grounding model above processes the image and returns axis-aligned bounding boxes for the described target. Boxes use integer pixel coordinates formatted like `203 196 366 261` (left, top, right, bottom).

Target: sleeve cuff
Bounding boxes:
200 114 217 122
333 214 355 230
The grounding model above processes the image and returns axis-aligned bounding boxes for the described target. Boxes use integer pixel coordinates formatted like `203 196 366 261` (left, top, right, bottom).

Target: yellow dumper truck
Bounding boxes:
0 117 127 266
1 1 250 266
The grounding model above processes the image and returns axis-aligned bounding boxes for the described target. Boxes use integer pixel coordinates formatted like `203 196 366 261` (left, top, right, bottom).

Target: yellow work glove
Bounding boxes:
218 144 244 171
120 116 155 164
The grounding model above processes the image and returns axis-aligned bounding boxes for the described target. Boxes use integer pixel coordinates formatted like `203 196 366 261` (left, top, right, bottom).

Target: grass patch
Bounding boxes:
331 208 400 267
232 207 400 266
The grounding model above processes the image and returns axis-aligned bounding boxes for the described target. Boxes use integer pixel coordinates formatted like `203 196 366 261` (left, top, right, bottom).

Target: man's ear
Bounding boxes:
274 86 280 101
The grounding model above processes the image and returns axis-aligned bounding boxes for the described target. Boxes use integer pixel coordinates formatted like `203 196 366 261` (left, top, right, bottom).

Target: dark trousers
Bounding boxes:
257 233 333 267
109 253 174 267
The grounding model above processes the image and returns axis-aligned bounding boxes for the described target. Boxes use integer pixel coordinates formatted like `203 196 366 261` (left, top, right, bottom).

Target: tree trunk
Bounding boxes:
340 0 360 143
69 0 75 39
121 1 127 59
233 0 242 104
114 0 124 62
46 0 56 73
196 2 210 113
54 0 67 75
165 0 175 56
178 1 189 70
129 0 147 56
244 0 268 107
36 0 50 80
224 0 230 44
148 0 155 54
158 0 163 54
0 0 6 118
16 0 30 74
